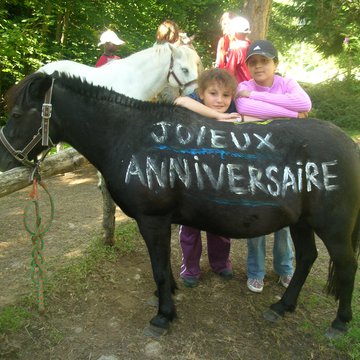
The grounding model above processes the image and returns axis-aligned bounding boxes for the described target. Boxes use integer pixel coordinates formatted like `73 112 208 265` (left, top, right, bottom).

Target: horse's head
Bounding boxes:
167 44 202 96
0 73 55 171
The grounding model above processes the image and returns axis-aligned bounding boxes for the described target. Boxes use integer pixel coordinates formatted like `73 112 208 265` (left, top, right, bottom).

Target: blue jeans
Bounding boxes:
247 227 294 280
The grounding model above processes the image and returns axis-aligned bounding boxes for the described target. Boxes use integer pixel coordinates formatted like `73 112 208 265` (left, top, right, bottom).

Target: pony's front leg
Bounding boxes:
265 222 317 321
136 214 177 335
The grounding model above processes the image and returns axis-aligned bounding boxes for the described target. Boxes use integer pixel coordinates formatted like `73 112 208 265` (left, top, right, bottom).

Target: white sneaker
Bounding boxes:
279 274 292 288
247 278 264 293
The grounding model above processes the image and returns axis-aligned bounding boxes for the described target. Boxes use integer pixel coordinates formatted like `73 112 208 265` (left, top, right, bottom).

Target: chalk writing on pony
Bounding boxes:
0 73 359 339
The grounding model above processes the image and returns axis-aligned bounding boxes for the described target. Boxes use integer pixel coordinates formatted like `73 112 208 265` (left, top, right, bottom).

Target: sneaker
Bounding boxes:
181 276 199 288
217 269 234 280
279 274 292 288
247 278 264 293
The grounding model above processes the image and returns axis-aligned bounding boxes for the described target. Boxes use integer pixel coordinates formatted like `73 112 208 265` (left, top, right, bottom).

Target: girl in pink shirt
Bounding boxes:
235 40 311 120
235 40 312 293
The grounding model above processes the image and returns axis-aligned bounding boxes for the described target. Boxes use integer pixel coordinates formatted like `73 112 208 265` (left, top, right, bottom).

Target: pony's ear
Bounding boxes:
29 73 54 100
51 71 60 79
167 42 176 53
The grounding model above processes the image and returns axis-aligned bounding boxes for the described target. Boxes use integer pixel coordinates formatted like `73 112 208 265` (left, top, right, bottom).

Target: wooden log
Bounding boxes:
0 148 89 198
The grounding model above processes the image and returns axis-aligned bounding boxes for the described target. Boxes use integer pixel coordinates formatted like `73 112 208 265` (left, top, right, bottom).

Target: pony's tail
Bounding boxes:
326 209 360 299
354 209 360 260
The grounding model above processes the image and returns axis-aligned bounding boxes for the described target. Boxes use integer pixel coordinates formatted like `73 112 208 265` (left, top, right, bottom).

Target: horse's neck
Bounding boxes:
95 46 171 100
53 92 128 170
39 61 94 79
40 46 172 101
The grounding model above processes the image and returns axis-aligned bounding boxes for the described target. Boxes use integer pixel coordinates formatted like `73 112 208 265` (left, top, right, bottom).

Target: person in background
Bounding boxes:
155 19 180 45
174 68 242 288
154 19 200 103
217 16 252 83
96 29 125 67
215 11 237 68
235 40 312 293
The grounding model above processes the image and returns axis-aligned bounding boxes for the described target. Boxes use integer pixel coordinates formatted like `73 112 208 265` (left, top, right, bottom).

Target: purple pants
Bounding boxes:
179 225 232 279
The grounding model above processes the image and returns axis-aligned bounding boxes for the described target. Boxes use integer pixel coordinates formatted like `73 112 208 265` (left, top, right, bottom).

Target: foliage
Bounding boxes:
0 0 243 124
271 0 360 76
1 0 359 127
303 78 360 132
0 305 31 333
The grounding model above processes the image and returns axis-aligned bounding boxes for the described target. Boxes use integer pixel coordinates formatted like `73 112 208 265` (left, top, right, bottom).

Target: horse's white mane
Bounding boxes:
38 42 200 100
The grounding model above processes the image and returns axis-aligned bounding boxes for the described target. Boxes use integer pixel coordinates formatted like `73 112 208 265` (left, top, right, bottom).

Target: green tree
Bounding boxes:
271 0 360 77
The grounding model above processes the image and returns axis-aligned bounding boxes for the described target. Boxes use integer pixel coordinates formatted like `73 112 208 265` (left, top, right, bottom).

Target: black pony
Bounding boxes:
1 73 359 338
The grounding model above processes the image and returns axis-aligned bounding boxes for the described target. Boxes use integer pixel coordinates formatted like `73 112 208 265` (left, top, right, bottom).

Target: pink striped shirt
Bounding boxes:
235 75 312 119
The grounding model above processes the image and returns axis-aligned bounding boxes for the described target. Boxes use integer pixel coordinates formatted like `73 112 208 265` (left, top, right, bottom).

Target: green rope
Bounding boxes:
23 179 55 313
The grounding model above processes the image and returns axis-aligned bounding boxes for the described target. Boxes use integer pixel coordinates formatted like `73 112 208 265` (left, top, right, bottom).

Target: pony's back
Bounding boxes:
38 60 94 79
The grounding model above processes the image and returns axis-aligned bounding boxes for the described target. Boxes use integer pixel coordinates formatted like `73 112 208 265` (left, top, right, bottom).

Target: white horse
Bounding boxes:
38 43 201 100
39 43 202 244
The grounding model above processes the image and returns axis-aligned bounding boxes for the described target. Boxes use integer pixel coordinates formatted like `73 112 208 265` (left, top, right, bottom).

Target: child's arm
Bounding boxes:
237 78 312 114
174 96 242 121
235 97 301 119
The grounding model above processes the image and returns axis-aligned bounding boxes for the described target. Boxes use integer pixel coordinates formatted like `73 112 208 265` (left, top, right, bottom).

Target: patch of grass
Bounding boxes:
298 271 360 359
0 306 32 333
3 220 142 314
0 221 143 339
114 220 142 254
50 235 118 285
331 278 360 360
48 326 65 346
42 220 141 296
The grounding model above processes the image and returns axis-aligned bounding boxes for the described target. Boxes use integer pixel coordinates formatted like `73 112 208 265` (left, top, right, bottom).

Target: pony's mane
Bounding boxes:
118 42 171 66
5 72 42 111
7 72 176 112
56 74 175 111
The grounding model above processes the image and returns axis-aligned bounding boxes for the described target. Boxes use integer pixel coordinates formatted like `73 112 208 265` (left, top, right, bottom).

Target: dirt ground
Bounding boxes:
0 164 353 359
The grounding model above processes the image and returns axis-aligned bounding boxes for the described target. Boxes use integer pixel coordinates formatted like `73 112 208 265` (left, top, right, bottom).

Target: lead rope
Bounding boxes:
23 174 54 313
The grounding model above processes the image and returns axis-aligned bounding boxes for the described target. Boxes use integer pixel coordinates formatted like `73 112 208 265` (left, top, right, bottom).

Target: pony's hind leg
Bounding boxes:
99 174 116 246
321 221 358 337
265 220 317 321
136 214 176 335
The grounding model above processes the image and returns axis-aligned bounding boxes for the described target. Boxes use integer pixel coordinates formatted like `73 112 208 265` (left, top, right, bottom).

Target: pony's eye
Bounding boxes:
181 67 189 75
12 112 22 119
11 106 23 119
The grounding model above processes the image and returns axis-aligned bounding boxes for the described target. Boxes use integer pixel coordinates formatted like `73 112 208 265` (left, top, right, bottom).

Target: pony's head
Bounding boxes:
0 73 55 171
167 44 202 95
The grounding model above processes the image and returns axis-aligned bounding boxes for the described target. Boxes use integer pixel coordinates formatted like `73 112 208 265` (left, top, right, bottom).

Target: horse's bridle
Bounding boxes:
0 79 55 168
167 52 198 94
1 57 196 167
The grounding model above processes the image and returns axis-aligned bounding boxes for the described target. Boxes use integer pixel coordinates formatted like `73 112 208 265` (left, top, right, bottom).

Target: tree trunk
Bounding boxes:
0 148 88 198
242 0 273 40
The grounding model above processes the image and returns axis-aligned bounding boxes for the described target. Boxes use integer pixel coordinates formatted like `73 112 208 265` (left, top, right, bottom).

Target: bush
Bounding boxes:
303 78 360 132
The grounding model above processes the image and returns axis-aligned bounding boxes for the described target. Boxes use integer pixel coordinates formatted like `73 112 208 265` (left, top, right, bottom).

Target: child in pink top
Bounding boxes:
235 40 311 119
235 40 312 293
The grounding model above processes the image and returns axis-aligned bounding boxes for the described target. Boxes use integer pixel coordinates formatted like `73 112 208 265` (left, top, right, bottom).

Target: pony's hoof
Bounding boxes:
325 327 347 339
263 308 282 323
143 324 168 338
